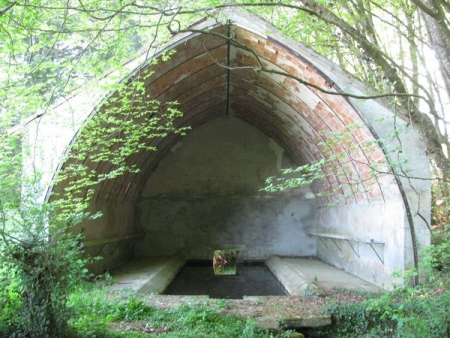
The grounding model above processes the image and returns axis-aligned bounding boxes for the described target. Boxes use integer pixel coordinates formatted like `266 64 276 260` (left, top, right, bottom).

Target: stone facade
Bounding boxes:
39 9 431 288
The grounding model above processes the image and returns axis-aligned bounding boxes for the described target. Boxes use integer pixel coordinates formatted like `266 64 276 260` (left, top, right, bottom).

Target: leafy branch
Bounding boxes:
262 160 325 193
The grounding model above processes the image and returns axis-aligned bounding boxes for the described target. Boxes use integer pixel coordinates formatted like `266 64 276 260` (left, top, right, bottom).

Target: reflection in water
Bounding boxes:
213 249 238 275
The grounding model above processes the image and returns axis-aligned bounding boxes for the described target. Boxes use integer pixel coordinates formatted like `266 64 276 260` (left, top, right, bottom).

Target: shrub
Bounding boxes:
0 198 89 337
320 276 450 337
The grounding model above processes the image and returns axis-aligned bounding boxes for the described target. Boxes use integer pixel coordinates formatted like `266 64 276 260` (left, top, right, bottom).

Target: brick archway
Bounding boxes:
52 9 430 289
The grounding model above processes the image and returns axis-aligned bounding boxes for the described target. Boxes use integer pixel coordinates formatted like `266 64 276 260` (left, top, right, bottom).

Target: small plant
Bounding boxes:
114 298 156 321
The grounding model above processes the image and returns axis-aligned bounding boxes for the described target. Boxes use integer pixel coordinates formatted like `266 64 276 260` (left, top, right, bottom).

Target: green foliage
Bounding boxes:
427 183 450 276
53 83 189 216
262 159 325 193
320 283 450 337
0 195 90 337
0 262 21 334
1 2 193 335
317 249 450 338
423 224 450 277
0 129 93 337
114 298 156 321
262 122 391 204
68 286 279 337
322 301 393 337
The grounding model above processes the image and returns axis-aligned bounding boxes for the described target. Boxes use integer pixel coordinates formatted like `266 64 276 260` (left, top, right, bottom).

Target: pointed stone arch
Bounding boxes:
50 9 430 289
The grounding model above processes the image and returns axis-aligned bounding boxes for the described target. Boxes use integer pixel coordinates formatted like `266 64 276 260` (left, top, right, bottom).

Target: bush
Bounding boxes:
424 223 450 277
0 200 89 337
320 271 450 337
0 263 21 335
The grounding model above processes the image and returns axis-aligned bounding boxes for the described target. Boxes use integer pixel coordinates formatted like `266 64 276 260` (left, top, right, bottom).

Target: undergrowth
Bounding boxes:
67 285 291 337
317 283 450 337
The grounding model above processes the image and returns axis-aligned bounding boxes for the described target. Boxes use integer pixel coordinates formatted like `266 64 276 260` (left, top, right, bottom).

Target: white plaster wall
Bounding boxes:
311 106 431 289
315 201 407 289
135 116 318 260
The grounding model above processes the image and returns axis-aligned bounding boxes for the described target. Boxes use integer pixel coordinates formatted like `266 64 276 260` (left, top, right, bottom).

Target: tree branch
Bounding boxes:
176 27 428 102
0 2 15 16
410 0 440 18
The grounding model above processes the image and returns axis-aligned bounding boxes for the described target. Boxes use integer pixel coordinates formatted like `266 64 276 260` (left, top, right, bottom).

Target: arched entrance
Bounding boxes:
51 9 430 289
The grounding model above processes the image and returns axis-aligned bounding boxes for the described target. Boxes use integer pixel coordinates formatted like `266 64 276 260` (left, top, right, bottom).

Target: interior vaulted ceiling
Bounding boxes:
56 13 394 207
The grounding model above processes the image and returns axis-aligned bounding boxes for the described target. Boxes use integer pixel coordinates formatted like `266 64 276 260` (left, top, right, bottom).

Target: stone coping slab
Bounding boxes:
266 256 381 295
110 255 185 293
265 255 322 296
243 295 331 328
282 257 381 293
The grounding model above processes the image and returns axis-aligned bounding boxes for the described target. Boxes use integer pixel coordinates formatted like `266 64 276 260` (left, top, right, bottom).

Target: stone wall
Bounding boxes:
135 116 317 260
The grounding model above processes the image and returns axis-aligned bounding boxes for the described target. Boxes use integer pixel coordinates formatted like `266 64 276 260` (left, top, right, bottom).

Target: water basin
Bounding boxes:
164 260 287 299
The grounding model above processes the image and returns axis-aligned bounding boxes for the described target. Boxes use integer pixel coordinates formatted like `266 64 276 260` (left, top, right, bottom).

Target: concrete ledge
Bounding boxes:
265 255 321 296
110 256 185 293
282 257 381 293
140 255 185 293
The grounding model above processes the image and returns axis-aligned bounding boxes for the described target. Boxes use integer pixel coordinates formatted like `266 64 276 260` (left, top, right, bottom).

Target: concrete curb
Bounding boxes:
265 255 322 296
139 255 185 293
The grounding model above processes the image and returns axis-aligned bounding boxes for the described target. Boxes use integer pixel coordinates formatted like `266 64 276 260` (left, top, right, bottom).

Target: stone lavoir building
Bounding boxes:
38 9 430 290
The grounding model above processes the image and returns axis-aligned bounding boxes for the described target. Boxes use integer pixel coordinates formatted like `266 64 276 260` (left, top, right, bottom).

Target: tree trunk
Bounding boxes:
414 0 450 98
300 0 450 177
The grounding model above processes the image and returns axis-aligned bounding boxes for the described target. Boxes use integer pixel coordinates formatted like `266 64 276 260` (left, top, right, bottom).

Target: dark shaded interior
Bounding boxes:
164 260 287 299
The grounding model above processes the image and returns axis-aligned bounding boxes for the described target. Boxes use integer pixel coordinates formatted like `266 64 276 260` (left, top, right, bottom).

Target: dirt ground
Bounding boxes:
108 289 370 335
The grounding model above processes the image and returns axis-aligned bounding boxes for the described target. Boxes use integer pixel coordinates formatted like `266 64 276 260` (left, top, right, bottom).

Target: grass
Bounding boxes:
67 285 287 337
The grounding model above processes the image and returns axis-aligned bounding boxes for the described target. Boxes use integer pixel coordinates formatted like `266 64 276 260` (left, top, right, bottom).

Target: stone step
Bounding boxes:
243 295 331 329
110 255 185 293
